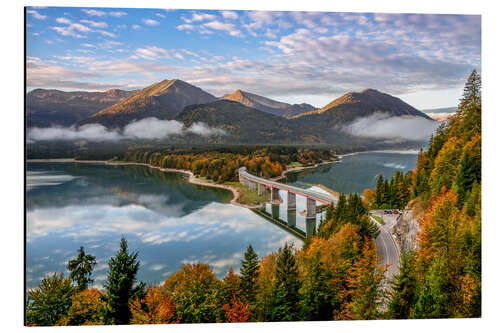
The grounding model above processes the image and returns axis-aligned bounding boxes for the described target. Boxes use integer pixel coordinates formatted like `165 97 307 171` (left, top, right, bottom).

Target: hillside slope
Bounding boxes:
222 89 316 117
80 79 217 128
26 88 134 127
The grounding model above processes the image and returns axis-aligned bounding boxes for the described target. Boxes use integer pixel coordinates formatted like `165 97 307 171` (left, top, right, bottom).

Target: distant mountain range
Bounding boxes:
79 79 217 128
26 88 134 127
221 89 316 117
27 78 436 145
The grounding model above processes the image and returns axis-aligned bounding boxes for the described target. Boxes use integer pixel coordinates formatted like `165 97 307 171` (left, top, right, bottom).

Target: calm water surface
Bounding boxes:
26 162 301 289
287 151 419 194
26 151 419 289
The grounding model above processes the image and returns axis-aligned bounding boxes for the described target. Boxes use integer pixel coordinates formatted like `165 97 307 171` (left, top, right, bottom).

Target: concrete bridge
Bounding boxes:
238 167 338 219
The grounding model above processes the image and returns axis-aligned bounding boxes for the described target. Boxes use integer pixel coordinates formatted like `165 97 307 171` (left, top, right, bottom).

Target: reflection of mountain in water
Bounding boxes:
27 162 232 217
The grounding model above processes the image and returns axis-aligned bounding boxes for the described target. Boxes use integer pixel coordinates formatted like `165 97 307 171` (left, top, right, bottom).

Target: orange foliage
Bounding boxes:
222 297 250 323
130 285 179 324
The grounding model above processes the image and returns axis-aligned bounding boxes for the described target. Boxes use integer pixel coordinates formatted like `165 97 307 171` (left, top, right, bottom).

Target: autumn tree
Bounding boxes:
345 238 385 320
67 246 97 291
57 288 106 326
26 272 75 326
104 237 145 325
222 267 242 304
130 285 179 324
223 297 250 323
163 263 224 323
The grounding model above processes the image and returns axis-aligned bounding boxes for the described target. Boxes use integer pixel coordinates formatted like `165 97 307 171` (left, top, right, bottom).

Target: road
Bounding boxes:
370 210 401 294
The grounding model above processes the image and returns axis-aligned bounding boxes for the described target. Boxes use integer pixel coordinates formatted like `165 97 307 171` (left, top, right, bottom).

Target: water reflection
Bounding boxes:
287 151 419 194
26 163 302 289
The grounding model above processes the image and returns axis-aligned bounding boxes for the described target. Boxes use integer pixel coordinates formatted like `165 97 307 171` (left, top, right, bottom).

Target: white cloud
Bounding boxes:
155 13 166 18
143 19 160 26
132 24 141 30
203 20 243 37
134 46 184 60
27 118 226 142
220 11 238 20
81 9 106 17
176 24 194 31
80 19 108 28
27 9 47 20
109 11 127 18
55 17 71 24
123 118 184 139
27 124 122 142
341 112 440 141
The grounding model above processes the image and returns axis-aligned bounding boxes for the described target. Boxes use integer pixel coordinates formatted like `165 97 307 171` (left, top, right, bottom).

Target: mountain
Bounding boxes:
291 88 433 126
222 89 316 118
26 88 134 127
422 107 457 121
174 100 323 144
80 79 217 128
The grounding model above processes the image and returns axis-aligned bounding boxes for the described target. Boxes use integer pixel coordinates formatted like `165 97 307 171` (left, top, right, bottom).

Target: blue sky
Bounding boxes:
26 7 481 109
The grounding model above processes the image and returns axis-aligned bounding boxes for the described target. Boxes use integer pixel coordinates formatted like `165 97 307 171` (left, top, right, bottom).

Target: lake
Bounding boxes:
26 162 301 290
26 150 419 289
286 151 420 194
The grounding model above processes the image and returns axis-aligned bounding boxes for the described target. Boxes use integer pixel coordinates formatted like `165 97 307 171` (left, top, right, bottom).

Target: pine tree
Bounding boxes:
299 252 332 321
67 246 97 291
104 237 144 325
239 244 260 305
270 243 300 321
388 251 418 319
375 175 384 207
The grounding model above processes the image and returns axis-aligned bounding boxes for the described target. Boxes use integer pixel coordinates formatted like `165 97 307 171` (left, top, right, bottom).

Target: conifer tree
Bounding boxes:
389 251 418 318
104 237 144 325
239 244 260 305
270 243 300 321
67 246 97 291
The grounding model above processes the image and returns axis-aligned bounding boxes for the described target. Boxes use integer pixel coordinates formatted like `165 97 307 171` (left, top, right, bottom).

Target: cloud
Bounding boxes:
143 19 160 26
187 122 227 136
203 20 243 37
134 46 184 60
81 9 106 17
109 11 127 18
155 13 166 19
220 11 238 20
123 118 184 139
27 124 122 142
27 118 226 142
27 9 47 20
341 112 440 141
80 19 107 28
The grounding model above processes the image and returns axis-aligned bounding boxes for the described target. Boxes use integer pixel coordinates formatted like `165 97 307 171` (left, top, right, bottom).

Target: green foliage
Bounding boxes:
26 272 75 326
270 243 300 321
388 251 418 319
67 246 97 291
104 237 144 325
239 245 260 305
299 253 332 321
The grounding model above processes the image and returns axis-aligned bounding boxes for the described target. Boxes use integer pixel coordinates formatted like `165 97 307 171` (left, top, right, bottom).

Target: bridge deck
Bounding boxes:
239 167 338 206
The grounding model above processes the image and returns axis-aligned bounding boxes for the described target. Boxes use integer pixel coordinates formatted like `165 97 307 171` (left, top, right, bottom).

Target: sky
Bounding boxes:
26 7 481 109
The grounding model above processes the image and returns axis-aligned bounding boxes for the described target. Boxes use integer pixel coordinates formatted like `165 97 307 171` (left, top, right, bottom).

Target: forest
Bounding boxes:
26 70 481 325
121 146 337 183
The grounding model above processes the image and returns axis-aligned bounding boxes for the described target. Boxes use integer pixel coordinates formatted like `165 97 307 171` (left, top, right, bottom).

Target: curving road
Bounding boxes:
370 210 401 294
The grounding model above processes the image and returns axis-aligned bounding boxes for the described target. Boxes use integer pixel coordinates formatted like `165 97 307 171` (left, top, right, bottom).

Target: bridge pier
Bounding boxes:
287 192 296 210
249 181 257 191
258 183 266 196
271 204 280 219
271 187 280 202
306 198 316 219
306 217 317 237
287 210 296 228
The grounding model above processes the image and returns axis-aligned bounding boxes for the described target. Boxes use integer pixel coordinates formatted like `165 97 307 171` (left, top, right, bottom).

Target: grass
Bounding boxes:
286 161 303 169
225 182 270 206
371 214 385 225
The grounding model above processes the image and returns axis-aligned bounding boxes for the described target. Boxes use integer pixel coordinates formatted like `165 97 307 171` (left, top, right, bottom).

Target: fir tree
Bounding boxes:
388 251 418 319
104 237 144 325
67 246 97 291
239 244 260 305
270 243 300 321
